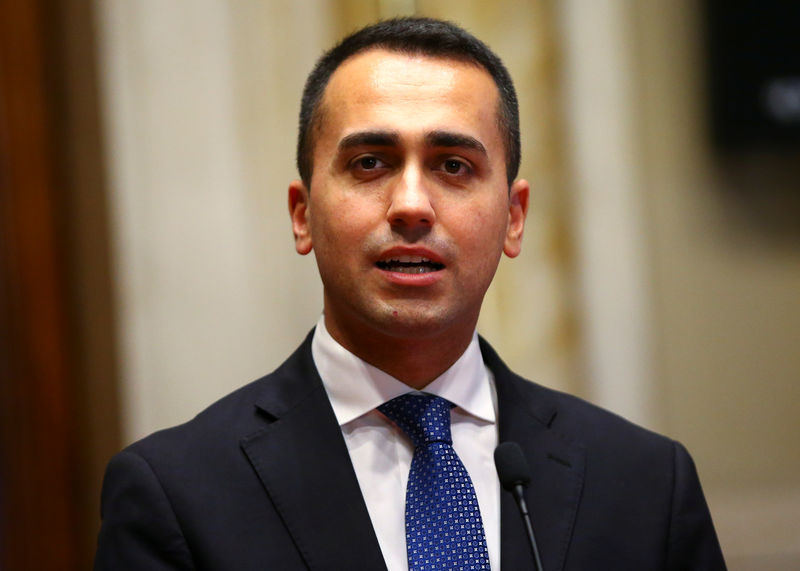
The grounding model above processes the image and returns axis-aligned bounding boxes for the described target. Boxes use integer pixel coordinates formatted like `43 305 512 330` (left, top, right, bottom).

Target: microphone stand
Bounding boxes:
510 482 543 571
495 442 544 571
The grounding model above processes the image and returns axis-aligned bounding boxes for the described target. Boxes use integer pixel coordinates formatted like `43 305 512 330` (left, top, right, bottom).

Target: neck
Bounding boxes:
323 315 477 390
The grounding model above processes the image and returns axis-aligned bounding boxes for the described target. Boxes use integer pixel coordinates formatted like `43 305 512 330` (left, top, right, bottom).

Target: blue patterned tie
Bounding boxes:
379 394 491 570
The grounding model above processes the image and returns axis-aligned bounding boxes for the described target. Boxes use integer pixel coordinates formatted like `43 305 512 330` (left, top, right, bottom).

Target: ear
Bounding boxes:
503 178 530 258
288 180 313 255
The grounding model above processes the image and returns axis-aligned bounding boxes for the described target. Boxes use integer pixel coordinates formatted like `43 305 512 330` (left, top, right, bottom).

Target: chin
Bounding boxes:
370 303 471 340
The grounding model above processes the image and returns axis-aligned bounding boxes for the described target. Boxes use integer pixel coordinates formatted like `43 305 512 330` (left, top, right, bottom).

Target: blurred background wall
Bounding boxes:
1 0 798 569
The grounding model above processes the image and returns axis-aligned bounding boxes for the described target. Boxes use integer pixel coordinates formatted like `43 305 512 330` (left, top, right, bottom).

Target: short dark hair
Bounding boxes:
296 17 521 188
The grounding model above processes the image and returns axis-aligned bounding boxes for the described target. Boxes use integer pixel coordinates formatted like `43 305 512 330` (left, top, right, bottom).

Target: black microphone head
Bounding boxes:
494 441 531 491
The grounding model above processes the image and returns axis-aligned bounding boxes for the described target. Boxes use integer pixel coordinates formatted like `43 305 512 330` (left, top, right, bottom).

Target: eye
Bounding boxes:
438 158 472 176
352 155 387 171
359 156 378 169
347 154 392 180
444 159 463 174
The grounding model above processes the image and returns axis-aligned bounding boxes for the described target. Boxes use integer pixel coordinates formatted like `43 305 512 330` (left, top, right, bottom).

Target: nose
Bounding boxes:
386 167 436 229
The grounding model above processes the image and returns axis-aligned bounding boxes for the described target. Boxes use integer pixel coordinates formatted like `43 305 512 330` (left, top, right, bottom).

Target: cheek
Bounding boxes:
311 196 377 252
460 201 508 245
455 204 508 272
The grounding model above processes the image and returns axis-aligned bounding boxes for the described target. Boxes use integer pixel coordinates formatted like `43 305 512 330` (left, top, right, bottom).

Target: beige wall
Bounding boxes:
635 0 800 489
633 2 800 567
559 0 800 567
95 0 337 440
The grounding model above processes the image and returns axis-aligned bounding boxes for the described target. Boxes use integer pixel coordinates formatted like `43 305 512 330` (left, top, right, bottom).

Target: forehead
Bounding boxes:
316 48 502 150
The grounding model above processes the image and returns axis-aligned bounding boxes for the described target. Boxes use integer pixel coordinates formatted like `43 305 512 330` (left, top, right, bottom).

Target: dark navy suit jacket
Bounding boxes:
95 332 726 570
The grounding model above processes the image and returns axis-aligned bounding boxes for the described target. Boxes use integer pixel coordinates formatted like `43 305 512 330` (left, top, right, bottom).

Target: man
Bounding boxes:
95 17 726 570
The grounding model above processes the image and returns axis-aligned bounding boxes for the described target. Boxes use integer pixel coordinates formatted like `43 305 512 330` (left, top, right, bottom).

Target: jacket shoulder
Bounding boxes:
121 331 319 465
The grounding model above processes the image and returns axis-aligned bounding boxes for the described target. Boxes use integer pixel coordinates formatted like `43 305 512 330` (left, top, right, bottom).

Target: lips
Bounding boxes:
375 253 445 274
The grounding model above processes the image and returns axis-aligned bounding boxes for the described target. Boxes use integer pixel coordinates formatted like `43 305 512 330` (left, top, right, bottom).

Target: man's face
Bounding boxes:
289 48 528 349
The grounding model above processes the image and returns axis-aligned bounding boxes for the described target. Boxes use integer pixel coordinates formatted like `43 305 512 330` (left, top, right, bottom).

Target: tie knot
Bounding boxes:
379 394 453 448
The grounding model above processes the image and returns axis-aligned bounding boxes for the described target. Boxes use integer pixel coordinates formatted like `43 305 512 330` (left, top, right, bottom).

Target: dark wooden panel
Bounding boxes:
0 0 117 568
44 0 123 565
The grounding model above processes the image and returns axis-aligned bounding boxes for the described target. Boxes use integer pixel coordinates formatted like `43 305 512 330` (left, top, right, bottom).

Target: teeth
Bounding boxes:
393 266 434 274
375 255 444 273
388 255 430 264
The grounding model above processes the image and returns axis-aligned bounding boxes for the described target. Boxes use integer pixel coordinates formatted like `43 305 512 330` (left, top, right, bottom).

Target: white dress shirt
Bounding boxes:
311 316 500 571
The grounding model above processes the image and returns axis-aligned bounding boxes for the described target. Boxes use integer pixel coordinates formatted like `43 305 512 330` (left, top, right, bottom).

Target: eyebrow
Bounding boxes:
425 130 487 156
338 131 400 152
336 129 488 157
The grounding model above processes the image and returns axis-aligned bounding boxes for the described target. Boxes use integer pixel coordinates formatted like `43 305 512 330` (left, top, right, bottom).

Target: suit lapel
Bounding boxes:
481 339 585 571
239 333 583 571
240 335 387 571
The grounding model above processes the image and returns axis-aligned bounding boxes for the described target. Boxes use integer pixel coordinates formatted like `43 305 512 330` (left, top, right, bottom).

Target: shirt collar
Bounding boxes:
311 315 495 426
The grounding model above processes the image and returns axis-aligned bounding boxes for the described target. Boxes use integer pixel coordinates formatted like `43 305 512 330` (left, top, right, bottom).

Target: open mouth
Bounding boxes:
376 255 445 274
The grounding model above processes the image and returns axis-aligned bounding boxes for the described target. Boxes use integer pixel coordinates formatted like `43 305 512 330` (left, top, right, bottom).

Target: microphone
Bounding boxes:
494 442 544 571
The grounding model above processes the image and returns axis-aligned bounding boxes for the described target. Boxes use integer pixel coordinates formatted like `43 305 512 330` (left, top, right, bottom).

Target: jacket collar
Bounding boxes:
243 331 388 570
242 332 584 571
481 338 585 571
